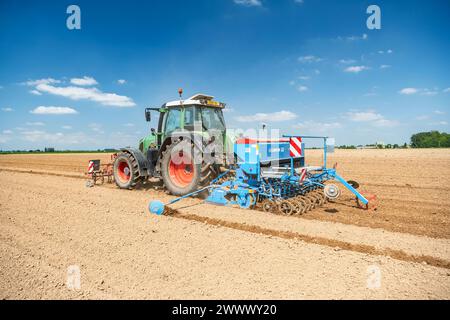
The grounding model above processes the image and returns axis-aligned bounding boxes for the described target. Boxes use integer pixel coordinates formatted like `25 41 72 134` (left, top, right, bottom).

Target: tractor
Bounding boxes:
113 91 233 195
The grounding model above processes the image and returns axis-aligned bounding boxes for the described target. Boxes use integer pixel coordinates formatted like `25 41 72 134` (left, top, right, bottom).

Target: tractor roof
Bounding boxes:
164 93 225 108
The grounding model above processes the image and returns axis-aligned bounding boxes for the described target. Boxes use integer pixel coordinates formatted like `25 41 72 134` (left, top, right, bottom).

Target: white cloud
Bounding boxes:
380 64 391 69
89 123 104 134
25 77 136 107
123 123 135 127
399 87 438 96
117 79 126 85
421 89 438 96
372 119 399 127
298 55 322 63
16 129 103 146
233 0 261 6
30 106 78 115
339 59 357 64
26 122 45 126
2 130 13 134
70 76 98 86
399 87 418 95
434 110 445 115
416 115 429 120
0 134 11 143
1 107 13 112
346 110 398 127
298 76 310 80
294 0 304 4
294 120 341 132
29 89 42 95
443 88 450 93
430 121 448 126
387 49 393 54
34 83 136 107
337 34 368 41
62 125 72 130
223 107 235 113
18 130 90 145
297 85 308 92
344 66 369 73
235 110 297 122
24 78 61 86
347 111 383 122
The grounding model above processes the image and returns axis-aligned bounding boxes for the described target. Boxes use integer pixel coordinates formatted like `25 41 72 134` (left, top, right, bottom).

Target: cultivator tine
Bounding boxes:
297 196 312 212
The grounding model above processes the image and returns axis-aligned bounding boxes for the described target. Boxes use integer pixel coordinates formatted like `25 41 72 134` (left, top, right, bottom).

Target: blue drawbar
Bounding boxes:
149 200 165 215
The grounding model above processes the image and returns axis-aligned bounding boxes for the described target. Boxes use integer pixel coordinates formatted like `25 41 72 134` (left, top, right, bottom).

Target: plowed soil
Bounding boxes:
0 149 449 299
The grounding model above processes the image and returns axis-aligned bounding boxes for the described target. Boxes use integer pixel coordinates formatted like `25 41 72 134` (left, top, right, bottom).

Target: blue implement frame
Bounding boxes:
283 135 369 206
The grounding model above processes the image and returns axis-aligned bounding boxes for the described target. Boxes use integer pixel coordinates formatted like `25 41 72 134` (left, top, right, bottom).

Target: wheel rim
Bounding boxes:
168 152 194 188
117 161 131 183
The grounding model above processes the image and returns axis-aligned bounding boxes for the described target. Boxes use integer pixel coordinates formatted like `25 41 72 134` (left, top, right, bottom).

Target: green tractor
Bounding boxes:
113 92 233 196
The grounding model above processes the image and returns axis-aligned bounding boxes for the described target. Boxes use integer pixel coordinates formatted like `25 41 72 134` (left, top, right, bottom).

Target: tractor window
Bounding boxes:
164 108 182 135
184 107 195 127
201 107 226 132
184 106 202 131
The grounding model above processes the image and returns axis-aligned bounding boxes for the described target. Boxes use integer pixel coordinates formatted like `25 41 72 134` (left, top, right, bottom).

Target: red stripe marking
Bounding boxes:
291 142 302 155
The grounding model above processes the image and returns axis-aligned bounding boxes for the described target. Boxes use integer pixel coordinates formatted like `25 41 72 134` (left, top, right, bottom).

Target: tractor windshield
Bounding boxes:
184 106 226 133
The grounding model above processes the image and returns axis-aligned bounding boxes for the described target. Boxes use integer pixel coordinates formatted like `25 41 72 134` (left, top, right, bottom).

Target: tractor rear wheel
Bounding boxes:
161 140 202 196
113 152 140 189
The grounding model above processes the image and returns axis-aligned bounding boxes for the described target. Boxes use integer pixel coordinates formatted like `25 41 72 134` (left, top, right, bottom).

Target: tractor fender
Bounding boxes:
120 147 150 177
157 133 204 161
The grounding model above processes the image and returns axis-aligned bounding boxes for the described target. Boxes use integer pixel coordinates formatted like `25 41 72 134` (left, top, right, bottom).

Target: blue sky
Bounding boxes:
0 0 449 150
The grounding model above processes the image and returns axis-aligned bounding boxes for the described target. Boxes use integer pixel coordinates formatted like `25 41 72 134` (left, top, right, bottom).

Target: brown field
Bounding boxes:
1 149 450 299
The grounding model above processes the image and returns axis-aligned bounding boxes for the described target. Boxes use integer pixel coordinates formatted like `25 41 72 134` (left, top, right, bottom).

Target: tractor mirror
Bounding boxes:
145 109 151 122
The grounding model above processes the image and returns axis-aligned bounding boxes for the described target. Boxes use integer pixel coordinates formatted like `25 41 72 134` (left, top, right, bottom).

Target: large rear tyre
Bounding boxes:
113 152 140 189
161 140 202 196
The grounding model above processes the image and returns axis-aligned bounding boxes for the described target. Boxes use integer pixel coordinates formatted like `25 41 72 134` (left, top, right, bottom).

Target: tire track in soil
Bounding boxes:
166 209 450 270
0 168 85 180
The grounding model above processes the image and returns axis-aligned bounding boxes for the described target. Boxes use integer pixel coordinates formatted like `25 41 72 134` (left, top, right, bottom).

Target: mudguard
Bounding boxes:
158 132 205 159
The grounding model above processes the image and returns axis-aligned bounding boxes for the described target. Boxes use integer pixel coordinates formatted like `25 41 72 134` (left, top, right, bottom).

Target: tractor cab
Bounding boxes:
139 94 227 154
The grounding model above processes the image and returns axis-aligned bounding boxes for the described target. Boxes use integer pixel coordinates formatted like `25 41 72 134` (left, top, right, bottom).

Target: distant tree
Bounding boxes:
338 145 356 149
410 131 450 148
